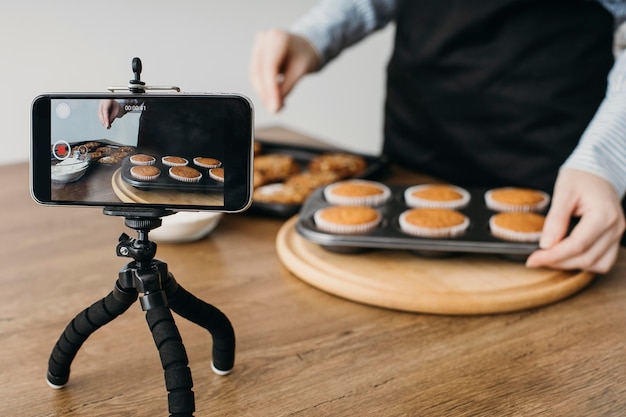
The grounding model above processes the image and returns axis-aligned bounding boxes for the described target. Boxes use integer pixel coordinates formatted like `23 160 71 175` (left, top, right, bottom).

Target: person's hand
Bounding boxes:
250 29 319 113
526 168 625 273
98 99 122 129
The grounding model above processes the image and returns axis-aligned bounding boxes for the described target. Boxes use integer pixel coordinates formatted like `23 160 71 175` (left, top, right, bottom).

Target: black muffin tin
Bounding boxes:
250 141 390 217
296 184 547 257
121 156 224 192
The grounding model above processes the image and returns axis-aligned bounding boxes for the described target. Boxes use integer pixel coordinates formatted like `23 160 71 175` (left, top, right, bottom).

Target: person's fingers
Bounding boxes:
98 102 110 129
526 168 625 273
526 198 623 273
250 30 288 112
538 185 575 250
527 231 619 273
278 36 319 100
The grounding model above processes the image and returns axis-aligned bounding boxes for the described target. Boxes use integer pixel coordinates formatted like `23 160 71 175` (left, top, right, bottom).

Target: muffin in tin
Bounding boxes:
194 157 222 169
404 184 470 209
162 156 189 167
489 212 545 242
130 165 161 181
485 187 550 212
209 167 225 183
129 154 156 166
169 166 203 183
399 208 470 238
314 205 382 235
324 179 391 206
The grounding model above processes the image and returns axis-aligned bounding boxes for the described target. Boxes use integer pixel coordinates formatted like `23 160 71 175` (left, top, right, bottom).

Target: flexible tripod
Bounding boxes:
46 207 236 417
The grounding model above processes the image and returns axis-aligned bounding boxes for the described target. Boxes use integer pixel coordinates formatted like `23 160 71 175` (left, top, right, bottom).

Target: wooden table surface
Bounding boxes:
1 127 625 416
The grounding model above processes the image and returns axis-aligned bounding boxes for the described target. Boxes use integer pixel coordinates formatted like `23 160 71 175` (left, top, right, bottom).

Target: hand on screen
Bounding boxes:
98 99 122 129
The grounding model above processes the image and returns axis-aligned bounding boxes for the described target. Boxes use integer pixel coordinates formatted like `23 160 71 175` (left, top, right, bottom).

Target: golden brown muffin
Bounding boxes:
162 156 189 167
129 154 156 165
399 208 470 238
314 205 382 234
193 157 222 168
169 166 202 183
323 179 391 206
485 187 550 212
209 167 225 182
489 212 545 242
130 165 161 181
404 184 470 209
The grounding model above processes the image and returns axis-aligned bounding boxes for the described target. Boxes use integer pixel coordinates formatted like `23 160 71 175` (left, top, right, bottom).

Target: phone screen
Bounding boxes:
31 93 253 212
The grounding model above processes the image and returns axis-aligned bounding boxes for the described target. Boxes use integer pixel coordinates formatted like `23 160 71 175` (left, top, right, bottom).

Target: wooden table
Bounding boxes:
1 128 625 416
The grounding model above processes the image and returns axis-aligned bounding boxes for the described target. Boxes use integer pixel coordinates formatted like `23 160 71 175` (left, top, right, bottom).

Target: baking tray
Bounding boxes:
296 184 546 258
120 156 224 192
250 141 390 217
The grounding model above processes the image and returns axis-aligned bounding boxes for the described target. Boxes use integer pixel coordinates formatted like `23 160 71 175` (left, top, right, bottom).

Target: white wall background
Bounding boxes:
0 1 395 166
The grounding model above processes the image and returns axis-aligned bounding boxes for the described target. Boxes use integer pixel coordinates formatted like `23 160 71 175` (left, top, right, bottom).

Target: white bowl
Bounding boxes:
150 211 223 243
51 158 89 183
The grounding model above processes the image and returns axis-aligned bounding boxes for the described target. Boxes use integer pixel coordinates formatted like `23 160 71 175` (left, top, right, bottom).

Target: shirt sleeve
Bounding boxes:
289 0 397 68
561 32 626 198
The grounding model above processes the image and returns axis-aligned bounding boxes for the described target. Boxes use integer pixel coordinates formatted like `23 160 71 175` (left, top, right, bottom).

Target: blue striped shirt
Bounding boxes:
291 0 626 197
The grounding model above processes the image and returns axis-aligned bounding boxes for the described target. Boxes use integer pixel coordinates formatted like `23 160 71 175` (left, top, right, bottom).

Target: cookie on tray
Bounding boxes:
404 184 470 209
399 208 470 238
254 154 300 183
485 187 550 212
308 152 367 179
323 179 391 206
489 212 545 242
314 205 382 235
253 183 306 204
285 171 340 196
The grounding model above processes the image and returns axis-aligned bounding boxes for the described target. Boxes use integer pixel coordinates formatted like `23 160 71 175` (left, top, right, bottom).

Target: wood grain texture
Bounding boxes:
1 128 625 416
276 216 595 314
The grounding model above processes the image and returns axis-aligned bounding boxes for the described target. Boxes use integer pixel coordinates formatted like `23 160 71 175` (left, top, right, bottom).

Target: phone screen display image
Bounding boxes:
32 94 253 212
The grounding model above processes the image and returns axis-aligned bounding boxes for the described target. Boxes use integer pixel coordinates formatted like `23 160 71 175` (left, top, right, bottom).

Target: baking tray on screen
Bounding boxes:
295 185 546 259
120 156 224 192
249 141 390 217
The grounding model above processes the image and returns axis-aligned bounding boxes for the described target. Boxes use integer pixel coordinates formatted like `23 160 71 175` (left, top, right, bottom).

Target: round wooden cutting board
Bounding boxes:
276 216 595 315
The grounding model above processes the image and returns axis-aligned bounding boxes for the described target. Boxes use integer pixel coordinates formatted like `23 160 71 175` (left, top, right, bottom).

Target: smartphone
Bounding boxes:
31 93 254 212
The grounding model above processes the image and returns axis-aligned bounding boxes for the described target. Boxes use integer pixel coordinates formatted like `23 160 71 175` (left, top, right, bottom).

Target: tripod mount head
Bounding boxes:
103 207 175 263
107 57 181 93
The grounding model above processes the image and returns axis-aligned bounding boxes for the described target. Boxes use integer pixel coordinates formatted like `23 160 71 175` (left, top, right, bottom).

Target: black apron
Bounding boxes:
136 99 226 160
383 0 614 193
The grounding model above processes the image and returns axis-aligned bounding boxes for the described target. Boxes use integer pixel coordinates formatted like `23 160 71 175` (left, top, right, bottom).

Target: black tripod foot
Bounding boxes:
46 283 138 388
164 275 236 374
147 305 195 417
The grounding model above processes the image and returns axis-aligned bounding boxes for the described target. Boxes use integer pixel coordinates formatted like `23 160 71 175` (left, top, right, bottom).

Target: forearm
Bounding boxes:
561 49 626 198
289 0 396 68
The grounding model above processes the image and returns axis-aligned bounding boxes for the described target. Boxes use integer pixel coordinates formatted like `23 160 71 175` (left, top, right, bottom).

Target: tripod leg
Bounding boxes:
146 304 195 417
47 282 138 388
163 274 236 375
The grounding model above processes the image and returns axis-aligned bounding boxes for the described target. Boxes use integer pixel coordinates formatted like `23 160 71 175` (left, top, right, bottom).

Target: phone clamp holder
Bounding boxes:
45 206 236 417
107 57 181 93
